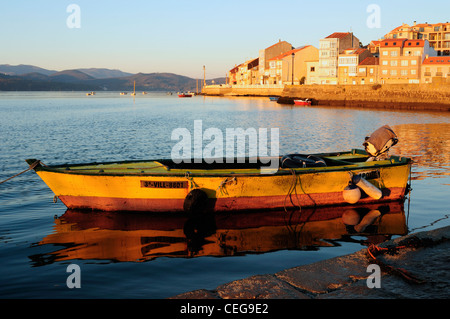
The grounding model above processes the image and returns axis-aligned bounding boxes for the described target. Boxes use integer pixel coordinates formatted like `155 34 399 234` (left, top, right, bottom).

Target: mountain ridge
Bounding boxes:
0 65 226 91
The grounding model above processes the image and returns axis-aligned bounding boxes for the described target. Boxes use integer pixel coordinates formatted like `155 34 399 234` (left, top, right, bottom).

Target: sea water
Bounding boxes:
0 91 449 298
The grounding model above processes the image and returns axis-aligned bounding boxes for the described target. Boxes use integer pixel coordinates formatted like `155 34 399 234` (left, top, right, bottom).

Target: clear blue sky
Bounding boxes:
1 0 449 79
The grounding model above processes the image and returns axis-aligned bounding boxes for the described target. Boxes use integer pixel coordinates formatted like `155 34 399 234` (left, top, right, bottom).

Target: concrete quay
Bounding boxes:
201 83 450 112
171 225 449 299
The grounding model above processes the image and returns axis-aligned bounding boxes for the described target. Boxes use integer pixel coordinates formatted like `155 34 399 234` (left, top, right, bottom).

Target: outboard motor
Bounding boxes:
363 125 398 160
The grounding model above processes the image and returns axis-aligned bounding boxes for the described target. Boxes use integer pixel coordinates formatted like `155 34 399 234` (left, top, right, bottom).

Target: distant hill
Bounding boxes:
89 73 226 92
49 70 95 83
0 64 226 91
0 73 101 91
0 64 57 76
0 64 132 79
76 68 133 79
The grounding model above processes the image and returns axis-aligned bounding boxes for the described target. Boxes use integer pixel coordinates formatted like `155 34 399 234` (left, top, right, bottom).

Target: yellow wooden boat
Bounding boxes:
26 148 411 213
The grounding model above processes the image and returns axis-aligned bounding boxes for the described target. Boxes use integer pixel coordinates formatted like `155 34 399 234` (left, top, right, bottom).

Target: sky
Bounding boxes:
1 0 449 79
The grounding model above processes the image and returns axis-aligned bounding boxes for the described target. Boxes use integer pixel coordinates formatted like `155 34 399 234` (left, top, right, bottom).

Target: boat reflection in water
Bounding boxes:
32 201 408 265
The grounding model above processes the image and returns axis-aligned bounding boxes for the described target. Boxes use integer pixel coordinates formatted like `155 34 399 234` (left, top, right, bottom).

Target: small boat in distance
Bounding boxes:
269 96 279 101
178 92 192 98
294 99 311 106
86 92 95 96
120 92 127 95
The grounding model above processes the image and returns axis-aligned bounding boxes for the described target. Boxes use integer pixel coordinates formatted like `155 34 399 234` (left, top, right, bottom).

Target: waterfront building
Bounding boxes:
267 45 319 85
337 48 372 84
355 57 380 85
422 56 450 84
368 40 381 56
228 58 259 85
383 21 450 56
318 32 360 84
258 40 294 84
305 60 320 85
379 39 437 84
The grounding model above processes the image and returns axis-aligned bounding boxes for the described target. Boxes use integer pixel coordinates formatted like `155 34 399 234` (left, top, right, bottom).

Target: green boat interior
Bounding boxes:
27 149 410 176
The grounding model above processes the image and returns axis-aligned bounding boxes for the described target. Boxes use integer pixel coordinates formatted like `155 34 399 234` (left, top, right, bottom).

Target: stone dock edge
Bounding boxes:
170 225 450 299
201 83 450 112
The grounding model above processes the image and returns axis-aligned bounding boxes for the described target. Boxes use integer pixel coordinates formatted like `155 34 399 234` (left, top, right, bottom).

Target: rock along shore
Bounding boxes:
201 83 450 112
171 225 450 299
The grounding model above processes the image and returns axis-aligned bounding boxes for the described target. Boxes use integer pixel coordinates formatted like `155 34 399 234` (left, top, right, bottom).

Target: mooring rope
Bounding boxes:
283 169 302 213
366 242 425 284
216 177 237 195
0 160 41 185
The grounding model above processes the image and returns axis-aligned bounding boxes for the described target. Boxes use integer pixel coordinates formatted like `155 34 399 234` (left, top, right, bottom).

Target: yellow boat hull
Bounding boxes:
26 149 411 213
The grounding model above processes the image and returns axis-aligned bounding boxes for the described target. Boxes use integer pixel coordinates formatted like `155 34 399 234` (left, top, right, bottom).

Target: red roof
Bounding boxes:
381 38 407 47
423 57 450 65
404 39 425 47
325 32 351 39
359 57 379 66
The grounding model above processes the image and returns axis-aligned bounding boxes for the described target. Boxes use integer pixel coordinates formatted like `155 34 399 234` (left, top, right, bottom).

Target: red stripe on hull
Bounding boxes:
58 187 405 212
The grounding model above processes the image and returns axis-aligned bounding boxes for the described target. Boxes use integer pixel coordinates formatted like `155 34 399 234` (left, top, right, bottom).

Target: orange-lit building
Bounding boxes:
355 57 379 85
338 48 372 84
318 32 360 84
379 39 437 84
228 58 259 85
422 56 450 84
383 22 450 56
267 45 319 85
258 40 294 84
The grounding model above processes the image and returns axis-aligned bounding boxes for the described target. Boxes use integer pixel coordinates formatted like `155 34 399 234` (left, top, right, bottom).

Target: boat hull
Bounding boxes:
294 100 311 106
27 151 411 213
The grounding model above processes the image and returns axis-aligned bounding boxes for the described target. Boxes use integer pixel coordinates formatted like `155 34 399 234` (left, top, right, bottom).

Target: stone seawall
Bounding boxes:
202 84 450 112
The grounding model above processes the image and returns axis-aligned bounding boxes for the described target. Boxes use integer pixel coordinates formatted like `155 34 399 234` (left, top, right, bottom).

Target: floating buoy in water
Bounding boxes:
343 183 361 204
352 174 382 200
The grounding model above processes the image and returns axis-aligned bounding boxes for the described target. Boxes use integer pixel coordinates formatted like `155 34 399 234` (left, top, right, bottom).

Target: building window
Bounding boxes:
310 67 315 72
411 60 417 65
370 68 374 74
382 69 388 75
382 60 388 65
401 60 408 66
391 51 398 57
382 51 388 56
401 70 408 76
391 60 398 66
411 69 416 75
390 70 397 76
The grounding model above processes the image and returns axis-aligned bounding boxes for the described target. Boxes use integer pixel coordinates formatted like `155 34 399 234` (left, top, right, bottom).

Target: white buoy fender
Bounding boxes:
352 175 382 200
343 183 361 204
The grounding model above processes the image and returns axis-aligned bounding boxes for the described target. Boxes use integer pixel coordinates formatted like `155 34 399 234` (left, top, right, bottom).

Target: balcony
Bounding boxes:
436 72 443 76
424 72 432 76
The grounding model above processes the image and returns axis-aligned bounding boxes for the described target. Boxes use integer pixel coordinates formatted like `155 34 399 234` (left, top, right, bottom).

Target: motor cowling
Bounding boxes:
363 125 398 158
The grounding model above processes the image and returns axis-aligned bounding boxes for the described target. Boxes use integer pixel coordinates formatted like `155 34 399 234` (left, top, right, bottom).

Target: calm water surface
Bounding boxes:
0 91 449 298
